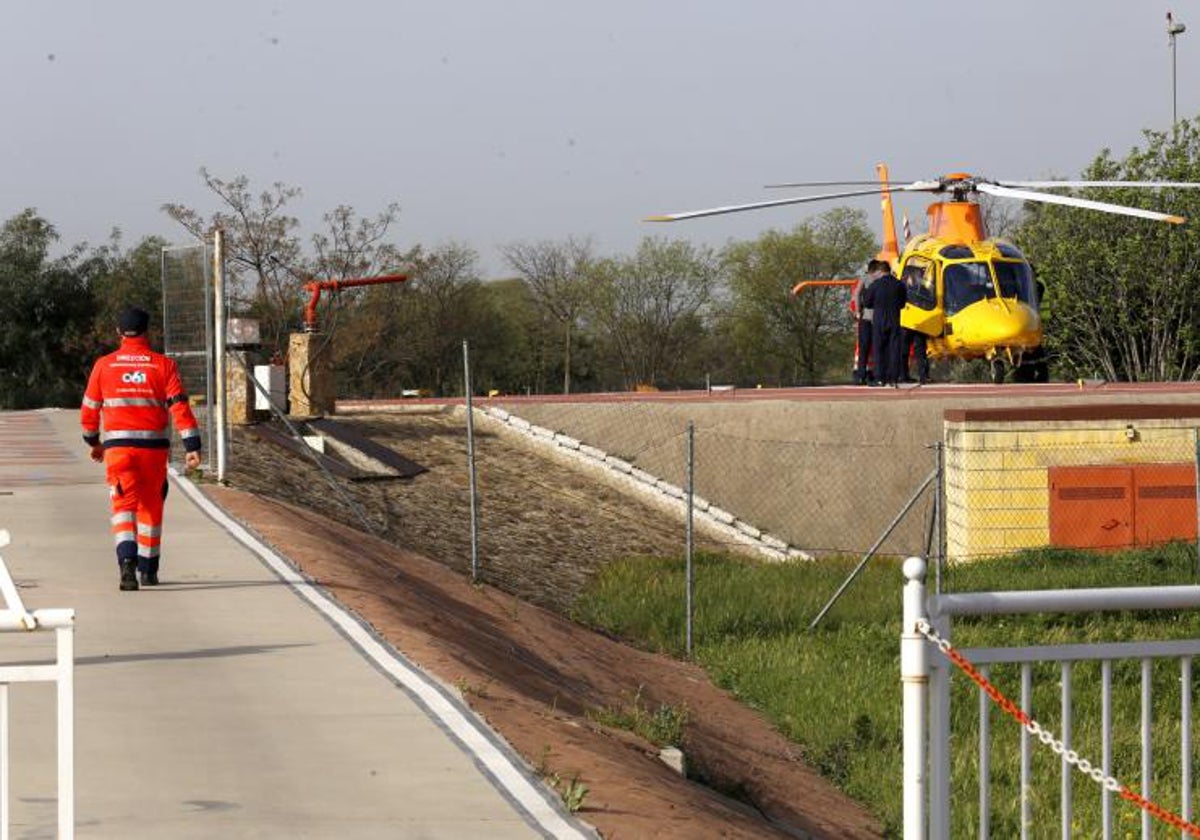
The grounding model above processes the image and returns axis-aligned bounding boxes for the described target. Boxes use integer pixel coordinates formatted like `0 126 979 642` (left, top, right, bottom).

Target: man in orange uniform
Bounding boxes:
80 307 203 591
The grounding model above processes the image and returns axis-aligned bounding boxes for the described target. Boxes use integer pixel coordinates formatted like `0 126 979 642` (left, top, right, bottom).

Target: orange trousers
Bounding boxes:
104 447 168 568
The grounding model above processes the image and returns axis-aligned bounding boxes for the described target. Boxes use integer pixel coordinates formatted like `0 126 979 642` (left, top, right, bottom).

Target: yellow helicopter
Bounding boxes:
647 164 1200 383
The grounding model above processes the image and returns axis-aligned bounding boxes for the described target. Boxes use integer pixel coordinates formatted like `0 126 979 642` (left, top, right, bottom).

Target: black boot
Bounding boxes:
140 558 159 587
119 558 139 591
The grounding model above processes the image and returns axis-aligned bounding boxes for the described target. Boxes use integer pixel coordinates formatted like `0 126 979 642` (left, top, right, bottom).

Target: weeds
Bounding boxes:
454 677 492 699
587 686 687 747
574 544 1200 837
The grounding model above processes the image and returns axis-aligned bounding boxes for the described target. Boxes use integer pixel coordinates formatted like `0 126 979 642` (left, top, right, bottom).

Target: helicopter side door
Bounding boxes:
899 257 943 336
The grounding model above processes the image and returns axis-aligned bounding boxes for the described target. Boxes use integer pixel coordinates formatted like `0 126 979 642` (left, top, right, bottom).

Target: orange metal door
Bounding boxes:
1048 466 1134 549
1133 463 1197 545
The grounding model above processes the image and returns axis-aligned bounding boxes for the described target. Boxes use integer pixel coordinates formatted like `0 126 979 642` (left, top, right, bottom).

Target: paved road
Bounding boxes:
0 409 587 839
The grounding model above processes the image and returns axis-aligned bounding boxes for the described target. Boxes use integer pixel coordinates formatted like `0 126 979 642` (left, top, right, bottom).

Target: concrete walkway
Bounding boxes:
0 409 587 839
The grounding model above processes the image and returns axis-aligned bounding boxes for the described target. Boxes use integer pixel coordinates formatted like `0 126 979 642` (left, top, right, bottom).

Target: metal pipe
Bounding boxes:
979 666 990 840
932 584 1200 618
212 228 227 483
901 557 928 840
1143 658 1153 839
57 625 73 839
1021 663 1032 840
302 274 409 332
931 654 951 839
1184 657 1193 837
810 469 936 630
1 684 7 840
685 421 695 656
1193 428 1199 579
935 442 946 595
1103 659 1113 839
1061 662 1073 840
464 340 480 583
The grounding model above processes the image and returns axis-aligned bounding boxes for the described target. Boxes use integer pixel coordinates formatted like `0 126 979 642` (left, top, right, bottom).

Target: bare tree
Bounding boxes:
164 170 409 353
163 169 304 352
500 237 594 394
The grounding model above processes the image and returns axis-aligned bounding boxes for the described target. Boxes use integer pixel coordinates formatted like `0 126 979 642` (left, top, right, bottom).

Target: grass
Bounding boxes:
571 543 1200 838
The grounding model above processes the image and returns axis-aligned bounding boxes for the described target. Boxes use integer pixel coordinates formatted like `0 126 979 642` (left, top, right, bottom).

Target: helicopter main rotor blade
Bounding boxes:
976 182 1186 225
997 180 1200 190
644 185 929 222
764 180 909 189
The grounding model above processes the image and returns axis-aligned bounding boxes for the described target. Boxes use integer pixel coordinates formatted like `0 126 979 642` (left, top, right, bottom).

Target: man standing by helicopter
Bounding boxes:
852 269 876 385
862 260 907 387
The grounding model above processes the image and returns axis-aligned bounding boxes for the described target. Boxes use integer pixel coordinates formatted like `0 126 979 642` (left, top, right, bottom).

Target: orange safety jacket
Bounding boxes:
80 336 202 453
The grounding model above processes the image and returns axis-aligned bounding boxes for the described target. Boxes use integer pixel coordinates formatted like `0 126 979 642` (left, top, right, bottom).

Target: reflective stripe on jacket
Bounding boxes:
80 336 202 452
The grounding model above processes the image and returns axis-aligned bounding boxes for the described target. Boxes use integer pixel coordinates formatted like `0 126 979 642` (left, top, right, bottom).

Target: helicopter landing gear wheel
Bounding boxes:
990 358 1006 385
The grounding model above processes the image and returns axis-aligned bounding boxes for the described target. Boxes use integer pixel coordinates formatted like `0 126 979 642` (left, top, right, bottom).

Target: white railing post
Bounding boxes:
57 623 74 838
902 556 929 840
0 530 74 839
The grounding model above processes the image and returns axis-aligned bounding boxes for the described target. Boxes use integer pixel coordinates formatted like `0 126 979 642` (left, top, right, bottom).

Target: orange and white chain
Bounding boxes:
914 618 1200 837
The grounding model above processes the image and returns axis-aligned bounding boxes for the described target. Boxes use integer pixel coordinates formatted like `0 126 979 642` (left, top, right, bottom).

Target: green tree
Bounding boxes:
722 208 876 385
0 210 99 408
334 243 502 397
587 237 719 389
87 233 168 346
1015 120 1200 381
474 278 560 395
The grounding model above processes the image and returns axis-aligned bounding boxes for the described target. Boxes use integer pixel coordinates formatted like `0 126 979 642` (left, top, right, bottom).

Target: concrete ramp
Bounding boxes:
0 410 588 839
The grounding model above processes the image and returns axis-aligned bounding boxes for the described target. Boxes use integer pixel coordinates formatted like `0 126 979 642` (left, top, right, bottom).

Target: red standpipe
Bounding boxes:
302 273 409 332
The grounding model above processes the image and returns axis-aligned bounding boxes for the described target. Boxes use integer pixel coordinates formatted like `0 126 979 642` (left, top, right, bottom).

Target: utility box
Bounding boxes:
227 318 261 349
1049 463 1197 549
253 364 287 413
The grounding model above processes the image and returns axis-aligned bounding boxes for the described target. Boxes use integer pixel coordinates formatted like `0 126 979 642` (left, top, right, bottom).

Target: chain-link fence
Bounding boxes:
161 243 216 471
945 424 1200 567
481 396 938 562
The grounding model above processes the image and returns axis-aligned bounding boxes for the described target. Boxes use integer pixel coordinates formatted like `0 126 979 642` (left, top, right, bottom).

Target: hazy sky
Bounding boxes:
2 1 1197 276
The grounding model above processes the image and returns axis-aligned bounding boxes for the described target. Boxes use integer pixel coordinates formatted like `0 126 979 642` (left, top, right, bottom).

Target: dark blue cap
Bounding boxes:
118 307 150 336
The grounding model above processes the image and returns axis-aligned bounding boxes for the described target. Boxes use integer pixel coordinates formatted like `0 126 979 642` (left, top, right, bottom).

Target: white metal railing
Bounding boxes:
902 556 1200 839
0 530 74 840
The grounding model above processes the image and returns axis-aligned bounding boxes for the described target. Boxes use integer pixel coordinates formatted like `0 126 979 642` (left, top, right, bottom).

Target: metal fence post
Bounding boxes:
902 556 929 840
934 441 945 596
464 340 480 583
212 228 227 483
1193 428 1199 580
685 421 695 656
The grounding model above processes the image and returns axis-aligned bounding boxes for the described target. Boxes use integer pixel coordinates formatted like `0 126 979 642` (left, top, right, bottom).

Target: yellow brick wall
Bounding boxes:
945 419 1196 562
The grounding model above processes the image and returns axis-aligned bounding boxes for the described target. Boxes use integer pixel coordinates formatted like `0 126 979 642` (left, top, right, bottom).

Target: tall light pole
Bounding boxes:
1168 10 1186 130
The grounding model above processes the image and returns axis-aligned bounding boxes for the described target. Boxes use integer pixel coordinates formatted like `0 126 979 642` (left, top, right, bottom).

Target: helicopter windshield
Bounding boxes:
993 260 1036 304
943 260 1036 315
942 262 994 315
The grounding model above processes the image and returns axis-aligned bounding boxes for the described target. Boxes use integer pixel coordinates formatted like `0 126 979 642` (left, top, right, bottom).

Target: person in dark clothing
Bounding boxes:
862 259 907 387
852 271 876 385
903 329 930 384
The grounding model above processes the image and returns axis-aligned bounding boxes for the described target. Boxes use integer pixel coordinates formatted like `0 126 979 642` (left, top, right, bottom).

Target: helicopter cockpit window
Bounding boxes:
939 245 974 259
942 262 995 315
997 243 1025 259
901 260 937 311
993 260 1036 303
